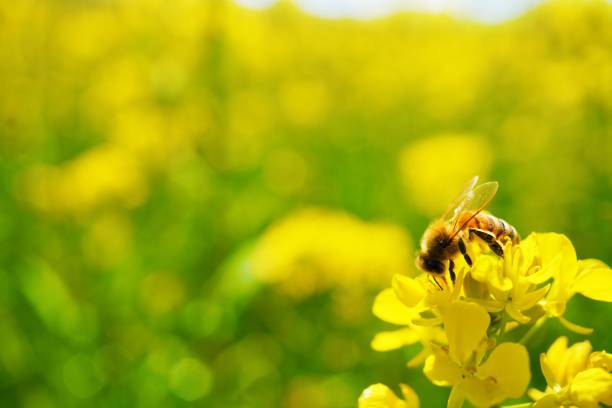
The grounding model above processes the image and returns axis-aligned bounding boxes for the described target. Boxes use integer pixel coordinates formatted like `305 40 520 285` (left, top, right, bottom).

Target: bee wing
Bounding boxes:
441 175 480 222
448 181 499 239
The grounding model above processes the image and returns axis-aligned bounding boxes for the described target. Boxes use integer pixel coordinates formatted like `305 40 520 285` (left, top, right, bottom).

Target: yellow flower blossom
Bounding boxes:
368 231 612 408
392 268 466 324
423 301 531 408
529 336 612 408
464 232 612 333
358 383 419 408
369 268 471 366
535 233 612 333
371 287 446 366
468 234 553 324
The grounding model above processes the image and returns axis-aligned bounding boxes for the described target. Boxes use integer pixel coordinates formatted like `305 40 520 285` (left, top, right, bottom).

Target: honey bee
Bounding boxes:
416 176 519 284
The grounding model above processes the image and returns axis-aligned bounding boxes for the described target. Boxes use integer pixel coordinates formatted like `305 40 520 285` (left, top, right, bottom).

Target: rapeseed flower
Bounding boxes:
451 232 612 332
369 269 467 365
535 233 612 332
370 286 446 366
358 383 419 408
423 301 530 408
468 234 552 323
529 336 612 407
364 232 612 408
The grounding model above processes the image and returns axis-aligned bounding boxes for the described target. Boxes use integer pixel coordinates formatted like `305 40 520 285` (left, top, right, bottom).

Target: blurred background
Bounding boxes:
1 0 611 406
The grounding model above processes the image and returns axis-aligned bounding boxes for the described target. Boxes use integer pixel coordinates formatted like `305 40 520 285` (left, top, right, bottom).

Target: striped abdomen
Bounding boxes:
467 212 520 244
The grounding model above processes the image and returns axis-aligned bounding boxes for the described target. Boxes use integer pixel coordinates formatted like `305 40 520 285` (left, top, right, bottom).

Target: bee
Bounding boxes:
416 176 519 284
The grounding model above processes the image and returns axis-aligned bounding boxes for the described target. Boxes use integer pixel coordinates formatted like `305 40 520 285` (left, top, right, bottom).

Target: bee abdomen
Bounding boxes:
470 213 520 243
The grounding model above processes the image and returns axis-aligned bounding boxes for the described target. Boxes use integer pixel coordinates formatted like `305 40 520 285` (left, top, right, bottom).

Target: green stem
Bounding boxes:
519 317 547 345
483 311 509 362
497 312 508 343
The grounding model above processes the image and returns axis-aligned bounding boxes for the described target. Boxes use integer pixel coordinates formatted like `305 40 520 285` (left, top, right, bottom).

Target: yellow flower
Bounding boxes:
370 286 446 366
392 269 466 324
529 336 612 408
368 233 610 408
370 270 467 365
535 233 612 333
467 232 612 334
469 234 552 324
358 383 419 408
423 301 530 408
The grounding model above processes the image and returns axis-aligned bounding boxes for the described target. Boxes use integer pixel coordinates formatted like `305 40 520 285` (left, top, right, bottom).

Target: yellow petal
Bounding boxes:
447 382 466 408
426 289 453 309
544 337 568 386
540 353 558 388
399 384 420 408
461 376 508 408
505 321 520 332
450 266 467 302
488 285 509 303
506 303 531 324
469 255 491 282
534 233 577 285
518 233 539 266
371 328 421 352
442 301 490 364
528 387 546 401
532 394 559 408
490 251 513 290
470 298 504 313
373 288 412 325
558 316 593 335
471 255 508 290
463 273 488 300
359 383 411 408
577 258 610 272
572 267 612 302
513 284 550 311
568 368 612 406
563 340 592 384
534 233 575 267
407 349 430 367
588 351 612 371
478 342 531 398
541 297 566 317
393 275 426 308
423 353 462 386
525 263 554 285
604 392 612 406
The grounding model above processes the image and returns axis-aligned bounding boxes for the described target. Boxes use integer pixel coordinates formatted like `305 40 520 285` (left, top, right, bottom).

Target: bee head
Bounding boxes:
416 253 445 274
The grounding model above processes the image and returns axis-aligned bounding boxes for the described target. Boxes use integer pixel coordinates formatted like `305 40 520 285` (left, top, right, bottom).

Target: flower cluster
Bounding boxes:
360 233 612 408
530 336 612 407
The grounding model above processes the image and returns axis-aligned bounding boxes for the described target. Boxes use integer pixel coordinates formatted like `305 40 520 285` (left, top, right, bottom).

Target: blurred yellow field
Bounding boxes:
0 0 611 407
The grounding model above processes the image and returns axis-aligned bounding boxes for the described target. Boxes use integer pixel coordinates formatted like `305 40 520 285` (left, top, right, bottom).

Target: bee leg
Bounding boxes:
457 237 472 266
429 273 443 290
470 228 504 257
448 260 456 283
